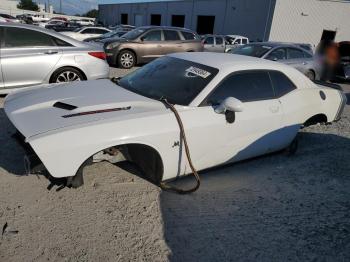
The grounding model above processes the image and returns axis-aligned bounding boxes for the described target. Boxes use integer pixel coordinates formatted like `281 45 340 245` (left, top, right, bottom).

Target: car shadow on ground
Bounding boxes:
346 93 350 105
159 132 350 262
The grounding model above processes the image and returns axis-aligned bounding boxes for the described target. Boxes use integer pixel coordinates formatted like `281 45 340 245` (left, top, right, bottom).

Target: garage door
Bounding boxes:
134 14 144 27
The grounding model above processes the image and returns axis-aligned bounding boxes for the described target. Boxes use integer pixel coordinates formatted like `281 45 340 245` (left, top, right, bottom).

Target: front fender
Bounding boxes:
28 118 183 180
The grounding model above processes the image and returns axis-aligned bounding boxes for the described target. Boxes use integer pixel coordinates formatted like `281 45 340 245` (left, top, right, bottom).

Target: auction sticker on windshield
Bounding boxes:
185 66 211 79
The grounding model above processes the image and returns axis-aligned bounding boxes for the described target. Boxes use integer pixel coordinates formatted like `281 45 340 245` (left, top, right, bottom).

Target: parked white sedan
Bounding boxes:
4 53 347 189
60 27 111 41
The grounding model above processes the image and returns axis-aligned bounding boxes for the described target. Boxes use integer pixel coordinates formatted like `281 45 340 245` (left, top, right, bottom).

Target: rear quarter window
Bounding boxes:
269 71 297 97
181 31 197 40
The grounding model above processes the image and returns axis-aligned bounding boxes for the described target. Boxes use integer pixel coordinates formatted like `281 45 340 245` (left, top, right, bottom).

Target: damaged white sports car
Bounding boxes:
4 53 347 189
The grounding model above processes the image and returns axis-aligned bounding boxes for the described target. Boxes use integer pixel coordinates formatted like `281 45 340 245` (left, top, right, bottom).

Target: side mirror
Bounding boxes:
140 37 145 42
215 97 244 114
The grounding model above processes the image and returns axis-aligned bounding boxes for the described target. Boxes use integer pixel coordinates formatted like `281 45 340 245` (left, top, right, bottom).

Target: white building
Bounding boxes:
98 0 350 47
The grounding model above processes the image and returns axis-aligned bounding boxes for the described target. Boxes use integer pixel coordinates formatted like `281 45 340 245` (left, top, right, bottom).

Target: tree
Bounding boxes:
83 9 98 18
17 0 39 11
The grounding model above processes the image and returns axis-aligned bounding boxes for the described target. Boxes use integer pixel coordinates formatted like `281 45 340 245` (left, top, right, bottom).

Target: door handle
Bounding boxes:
44 51 58 55
269 106 280 113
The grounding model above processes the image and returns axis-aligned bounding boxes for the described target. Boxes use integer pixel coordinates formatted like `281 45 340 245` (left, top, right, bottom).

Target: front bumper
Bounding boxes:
12 131 45 175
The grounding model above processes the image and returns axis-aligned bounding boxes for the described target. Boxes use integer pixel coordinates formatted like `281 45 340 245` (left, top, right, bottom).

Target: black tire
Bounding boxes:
50 67 85 83
118 50 136 69
305 70 315 81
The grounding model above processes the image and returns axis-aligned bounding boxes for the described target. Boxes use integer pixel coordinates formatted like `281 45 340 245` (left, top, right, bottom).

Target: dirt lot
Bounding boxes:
0 70 349 261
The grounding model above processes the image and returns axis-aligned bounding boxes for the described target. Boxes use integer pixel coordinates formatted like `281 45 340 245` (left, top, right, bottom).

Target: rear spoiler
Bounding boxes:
313 80 343 91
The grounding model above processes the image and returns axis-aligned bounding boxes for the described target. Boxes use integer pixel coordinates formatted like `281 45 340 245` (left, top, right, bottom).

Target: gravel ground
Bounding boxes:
0 70 349 261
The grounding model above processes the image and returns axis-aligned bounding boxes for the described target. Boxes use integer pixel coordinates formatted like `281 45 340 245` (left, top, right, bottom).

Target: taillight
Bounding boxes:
88 52 107 60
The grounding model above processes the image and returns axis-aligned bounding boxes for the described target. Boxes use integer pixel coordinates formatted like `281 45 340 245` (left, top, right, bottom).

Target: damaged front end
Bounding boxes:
12 131 46 176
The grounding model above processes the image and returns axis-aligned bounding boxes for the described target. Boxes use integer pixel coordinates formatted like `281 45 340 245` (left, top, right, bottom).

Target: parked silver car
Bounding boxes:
0 23 109 94
230 42 321 80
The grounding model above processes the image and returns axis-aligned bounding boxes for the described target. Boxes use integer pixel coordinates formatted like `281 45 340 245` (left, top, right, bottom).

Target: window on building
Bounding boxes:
196 16 215 35
204 71 274 105
150 14 161 26
164 30 180 41
121 13 128 24
171 15 185 28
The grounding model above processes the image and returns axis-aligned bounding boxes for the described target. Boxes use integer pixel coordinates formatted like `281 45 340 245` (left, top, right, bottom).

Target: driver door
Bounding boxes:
138 29 164 62
181 70 283 172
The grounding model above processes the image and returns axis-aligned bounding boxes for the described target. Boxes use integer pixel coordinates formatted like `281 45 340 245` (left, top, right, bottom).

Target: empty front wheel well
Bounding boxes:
303 114 328 127
49 66 87 83
69 143 164 188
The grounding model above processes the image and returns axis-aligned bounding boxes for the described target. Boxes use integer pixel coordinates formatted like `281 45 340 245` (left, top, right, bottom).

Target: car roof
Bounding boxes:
250 41 310 48
137 25 195 32
169 52 290 70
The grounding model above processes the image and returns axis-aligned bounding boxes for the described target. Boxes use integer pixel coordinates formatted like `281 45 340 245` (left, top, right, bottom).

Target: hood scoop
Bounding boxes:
53 102 78 111
62 106 132 118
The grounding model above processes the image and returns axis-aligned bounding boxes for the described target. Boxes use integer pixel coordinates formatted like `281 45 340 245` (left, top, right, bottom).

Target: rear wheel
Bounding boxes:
305 70 315 81
50 67 85 83
118 50 136 69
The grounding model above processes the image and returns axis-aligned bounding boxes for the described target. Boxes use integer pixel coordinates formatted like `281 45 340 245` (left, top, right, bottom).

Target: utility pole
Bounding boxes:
60 0 62 14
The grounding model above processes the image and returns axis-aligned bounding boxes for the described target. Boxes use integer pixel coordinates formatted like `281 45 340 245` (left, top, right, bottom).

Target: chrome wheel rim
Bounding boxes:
120 53 134 68
56 71 81 83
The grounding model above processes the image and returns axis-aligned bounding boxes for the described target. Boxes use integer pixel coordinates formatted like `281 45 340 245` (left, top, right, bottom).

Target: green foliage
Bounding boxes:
83 9 98 19
17 0 40 11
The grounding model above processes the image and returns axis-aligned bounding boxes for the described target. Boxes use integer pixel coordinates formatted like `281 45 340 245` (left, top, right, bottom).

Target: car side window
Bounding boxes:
234 39 241 45
266 48 287 60
4 27 55 48
182 31 196 40
204 37 214 45
288 48 304 59
269 71 297 97
204 71 274 105
303 51 313 58
242 38 248 44
51 37 73 47
142 30 162 41
95 29 108 34
87 28 98 34
216 37 223 45
164 30 181 41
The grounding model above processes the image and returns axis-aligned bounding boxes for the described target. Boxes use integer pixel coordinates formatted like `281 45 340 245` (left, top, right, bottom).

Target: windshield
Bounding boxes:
118 56 219 105
102 30 118 38
121 28 147 40
230 44 272 57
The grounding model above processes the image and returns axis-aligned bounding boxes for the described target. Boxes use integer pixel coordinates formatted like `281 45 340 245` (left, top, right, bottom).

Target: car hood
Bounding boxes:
4 79 164 140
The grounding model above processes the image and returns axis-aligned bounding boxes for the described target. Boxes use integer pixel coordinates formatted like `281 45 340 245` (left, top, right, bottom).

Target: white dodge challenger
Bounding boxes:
4 53 347 189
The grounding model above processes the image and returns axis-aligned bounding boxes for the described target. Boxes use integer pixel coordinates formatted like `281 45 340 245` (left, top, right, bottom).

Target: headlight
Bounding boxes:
106 42 120 49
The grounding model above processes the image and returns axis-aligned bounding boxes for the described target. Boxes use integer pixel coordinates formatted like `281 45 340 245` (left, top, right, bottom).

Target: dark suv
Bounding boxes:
103 26 203 68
